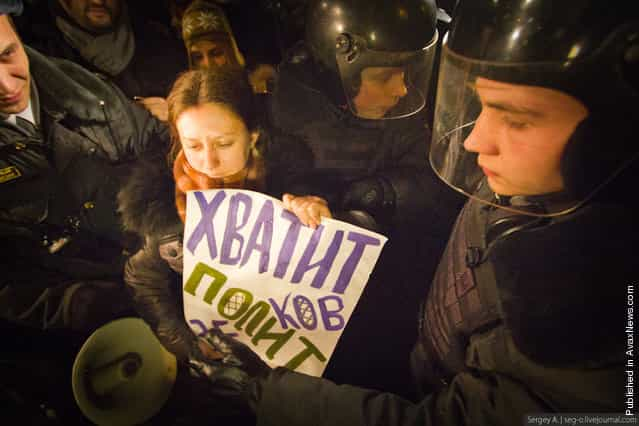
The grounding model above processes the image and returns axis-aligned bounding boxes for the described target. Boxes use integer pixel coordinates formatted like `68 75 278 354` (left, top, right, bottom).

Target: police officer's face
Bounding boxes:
463 77 588 196
0 16 30 115
61 0 121 32
353 67 407 119
176 102 258 179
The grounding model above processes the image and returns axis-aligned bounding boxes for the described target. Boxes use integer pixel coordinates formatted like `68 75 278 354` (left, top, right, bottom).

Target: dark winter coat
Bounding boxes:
250 177 634 425
118 132 314 360
17 0 187 99
0 46 168 325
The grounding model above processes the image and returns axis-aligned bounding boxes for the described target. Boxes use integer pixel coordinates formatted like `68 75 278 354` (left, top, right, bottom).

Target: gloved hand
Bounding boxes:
341 176 396 226
187 329 271 412
155 320 197 361
333 210 381 232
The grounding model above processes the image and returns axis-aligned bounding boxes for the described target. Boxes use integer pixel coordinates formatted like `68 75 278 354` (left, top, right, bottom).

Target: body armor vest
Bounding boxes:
416 183 548 388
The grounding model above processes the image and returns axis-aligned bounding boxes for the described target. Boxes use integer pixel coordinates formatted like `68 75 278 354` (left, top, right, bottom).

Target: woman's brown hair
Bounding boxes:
166 66 259 165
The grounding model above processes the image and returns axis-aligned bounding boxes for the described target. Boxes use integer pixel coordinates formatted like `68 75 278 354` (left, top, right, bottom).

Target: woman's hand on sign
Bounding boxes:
282 194 332 229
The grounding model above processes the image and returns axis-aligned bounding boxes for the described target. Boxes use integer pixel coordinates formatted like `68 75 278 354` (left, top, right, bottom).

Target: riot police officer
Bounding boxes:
269 0 464 396
271 0 459 232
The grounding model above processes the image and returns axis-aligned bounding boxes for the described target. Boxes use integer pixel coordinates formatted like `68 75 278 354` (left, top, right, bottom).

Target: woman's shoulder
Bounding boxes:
117 151 181 238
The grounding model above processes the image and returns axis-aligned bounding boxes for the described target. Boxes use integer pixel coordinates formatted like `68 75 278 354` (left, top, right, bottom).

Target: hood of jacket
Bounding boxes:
117 151 181 238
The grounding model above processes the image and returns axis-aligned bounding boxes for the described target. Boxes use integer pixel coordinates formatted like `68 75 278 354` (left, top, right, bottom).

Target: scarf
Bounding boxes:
55 2 135 76
173 149 266 222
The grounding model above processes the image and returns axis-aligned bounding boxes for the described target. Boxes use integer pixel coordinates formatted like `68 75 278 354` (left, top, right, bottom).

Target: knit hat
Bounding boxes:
181 0 245 68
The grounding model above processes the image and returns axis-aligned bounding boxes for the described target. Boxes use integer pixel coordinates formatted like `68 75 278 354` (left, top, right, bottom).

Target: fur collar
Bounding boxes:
117 151 181 238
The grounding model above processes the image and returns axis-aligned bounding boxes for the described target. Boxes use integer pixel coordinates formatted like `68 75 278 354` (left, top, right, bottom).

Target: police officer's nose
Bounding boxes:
0 69 18 96
463 111 499 155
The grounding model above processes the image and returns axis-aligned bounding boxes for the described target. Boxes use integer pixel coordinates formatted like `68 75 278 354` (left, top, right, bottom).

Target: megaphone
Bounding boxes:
72 318 177 425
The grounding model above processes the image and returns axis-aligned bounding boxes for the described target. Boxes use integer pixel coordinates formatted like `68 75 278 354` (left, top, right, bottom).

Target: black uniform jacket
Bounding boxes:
0 46 168 305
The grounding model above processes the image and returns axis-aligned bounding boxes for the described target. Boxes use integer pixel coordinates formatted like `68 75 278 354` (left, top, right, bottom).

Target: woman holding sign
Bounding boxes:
118 67 332 360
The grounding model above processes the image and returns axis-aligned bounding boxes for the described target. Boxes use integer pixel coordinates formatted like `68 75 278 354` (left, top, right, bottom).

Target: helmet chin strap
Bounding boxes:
489 187 585 220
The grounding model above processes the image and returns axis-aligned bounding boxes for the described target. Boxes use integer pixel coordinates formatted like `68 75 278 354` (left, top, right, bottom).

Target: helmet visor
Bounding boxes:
335 32 437 120
430 40 592 217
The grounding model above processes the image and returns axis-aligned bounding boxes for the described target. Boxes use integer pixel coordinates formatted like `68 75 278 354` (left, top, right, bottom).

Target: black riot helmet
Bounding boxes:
430 0 639 216
305 0 439 119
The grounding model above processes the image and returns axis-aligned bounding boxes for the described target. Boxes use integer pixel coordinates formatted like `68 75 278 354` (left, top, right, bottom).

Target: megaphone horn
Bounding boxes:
72 318 177 425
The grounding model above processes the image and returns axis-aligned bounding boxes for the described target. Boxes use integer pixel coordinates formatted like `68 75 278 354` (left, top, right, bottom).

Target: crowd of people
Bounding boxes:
1 0 637 424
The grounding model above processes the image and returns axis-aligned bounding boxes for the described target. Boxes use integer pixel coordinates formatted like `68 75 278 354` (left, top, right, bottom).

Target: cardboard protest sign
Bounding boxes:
182 189 387 377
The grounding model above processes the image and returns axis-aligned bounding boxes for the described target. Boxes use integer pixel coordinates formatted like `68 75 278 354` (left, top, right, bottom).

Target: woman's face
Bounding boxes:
176 102 258 179
189 39 233 69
